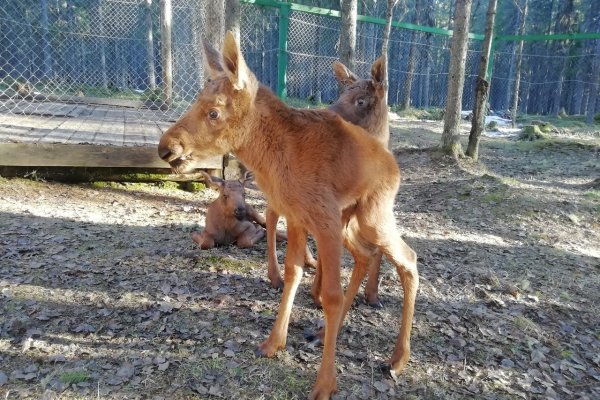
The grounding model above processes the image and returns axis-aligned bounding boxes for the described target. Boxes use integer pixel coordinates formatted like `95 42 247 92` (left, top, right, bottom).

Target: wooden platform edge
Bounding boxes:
0 142 223 169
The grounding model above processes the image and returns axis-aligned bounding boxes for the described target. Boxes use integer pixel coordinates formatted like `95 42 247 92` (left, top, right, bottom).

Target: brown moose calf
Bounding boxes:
192 171 267 249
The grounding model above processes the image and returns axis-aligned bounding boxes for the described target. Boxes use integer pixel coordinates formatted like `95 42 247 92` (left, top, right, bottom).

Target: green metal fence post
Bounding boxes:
277 2 290 99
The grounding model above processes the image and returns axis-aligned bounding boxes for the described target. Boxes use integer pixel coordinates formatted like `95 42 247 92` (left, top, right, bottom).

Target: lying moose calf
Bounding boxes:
192 171 272 249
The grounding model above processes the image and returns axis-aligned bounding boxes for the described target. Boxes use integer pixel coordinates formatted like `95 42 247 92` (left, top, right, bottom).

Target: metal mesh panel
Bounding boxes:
490 39 599 116
287 11 341 102
240 2 279 94
0 1 597 125
0 0 209 121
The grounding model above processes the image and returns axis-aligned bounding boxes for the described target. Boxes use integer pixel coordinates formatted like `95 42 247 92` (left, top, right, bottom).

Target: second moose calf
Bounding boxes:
192 171 268 249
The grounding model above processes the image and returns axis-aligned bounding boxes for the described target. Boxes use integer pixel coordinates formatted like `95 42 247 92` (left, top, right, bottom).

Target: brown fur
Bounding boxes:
191 171 269 249
266 58 389 310
158 32 419 399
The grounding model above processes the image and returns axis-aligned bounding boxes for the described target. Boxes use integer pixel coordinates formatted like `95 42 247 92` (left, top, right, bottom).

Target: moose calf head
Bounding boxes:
201 171 253 221
158 34 259 174
330 57 389 145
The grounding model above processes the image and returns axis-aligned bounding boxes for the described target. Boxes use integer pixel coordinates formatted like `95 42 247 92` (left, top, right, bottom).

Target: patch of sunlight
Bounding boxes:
516 179 590 197
556 242 600 259
6 283 207 313
3 333 165 361
2 203 178 228
404 230 513 248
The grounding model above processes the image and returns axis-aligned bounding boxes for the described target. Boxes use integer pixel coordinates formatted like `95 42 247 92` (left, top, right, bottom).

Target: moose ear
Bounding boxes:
333 61 359 87
221 31 250 90
201 171 224 190
202 39 226 80
371 56 386 86
240 170 254 188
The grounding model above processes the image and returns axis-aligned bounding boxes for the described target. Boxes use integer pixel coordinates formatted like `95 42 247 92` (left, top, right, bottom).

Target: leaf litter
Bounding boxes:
0 120 599 399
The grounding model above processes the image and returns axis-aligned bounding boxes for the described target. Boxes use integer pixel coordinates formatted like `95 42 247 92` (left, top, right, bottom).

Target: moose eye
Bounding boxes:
208 109 220 120
356 98 366 107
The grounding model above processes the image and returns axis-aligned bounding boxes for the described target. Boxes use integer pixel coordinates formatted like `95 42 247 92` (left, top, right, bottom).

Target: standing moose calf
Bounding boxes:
266 57 391 308
192 171 268 249
158 32 418 399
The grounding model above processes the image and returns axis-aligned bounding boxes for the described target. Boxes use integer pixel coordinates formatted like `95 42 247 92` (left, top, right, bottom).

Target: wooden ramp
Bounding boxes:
0 100 223 171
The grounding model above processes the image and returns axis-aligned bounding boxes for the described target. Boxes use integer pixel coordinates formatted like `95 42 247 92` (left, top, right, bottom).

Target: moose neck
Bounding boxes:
231 85 293 176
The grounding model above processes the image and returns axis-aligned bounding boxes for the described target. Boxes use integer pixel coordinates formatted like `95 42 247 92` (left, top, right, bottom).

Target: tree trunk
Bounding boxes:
97 0 108 89
339 0 357 73
447 0 455 29
400 0 421 110
381 0 397 105
116 41 127 89
145 0 156 91
39 0 53 80
422 0 434 108
510 0 528 128
576 0 599 116
160 0 173 108
66 0 77 84
501 6 520 111
400 30 417 109
205 0 225 54
586 40 600 124
225 0 241 43
441 0 472 158
466 0 497 161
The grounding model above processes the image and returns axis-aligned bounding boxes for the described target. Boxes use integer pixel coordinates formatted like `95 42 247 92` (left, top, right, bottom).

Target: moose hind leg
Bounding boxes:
364 251 383 308
357 204 419 375
266 207 284 289
379 225 418 374
236 223 265 248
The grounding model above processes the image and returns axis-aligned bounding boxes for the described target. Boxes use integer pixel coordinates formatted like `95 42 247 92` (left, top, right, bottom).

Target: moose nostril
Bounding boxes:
158 148 172 160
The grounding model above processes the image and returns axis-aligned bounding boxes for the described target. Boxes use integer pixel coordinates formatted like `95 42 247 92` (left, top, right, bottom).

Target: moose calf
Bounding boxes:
192 171 267 249
267 58 391 308
158 33 418 399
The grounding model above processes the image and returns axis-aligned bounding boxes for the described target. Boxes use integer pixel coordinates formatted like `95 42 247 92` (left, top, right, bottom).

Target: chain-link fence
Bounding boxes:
491 39 599 116
0 0 598 123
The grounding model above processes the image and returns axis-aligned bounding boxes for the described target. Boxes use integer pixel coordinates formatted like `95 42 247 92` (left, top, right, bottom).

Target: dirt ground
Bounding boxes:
1 119 599 399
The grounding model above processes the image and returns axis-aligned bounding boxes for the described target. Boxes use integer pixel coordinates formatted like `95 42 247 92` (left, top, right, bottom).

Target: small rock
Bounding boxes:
531 349 546 363
116 363 135 380
223 349 235 358
525 294 539 303
373 380 389 393
501 358 515 368
157 362 169 371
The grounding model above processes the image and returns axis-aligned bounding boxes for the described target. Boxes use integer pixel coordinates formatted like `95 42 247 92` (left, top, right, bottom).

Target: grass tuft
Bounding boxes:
59 370 90 385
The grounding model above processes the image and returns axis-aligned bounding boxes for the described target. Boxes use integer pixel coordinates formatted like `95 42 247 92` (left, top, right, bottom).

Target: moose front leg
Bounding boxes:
191 231 216 249
257 222 306 356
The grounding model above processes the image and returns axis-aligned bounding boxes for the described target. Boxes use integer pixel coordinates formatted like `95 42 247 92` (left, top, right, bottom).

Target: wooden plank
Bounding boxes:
67 106 108 144
124 111 152 146
0 142 223 169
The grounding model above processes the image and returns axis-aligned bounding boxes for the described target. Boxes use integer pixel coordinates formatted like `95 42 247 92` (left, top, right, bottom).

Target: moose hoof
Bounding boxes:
270 276 284 291
311 294 322 309
367 298 383 309
309 374 337 400
365 293 382 309
388 353 410 376
256 340 282 358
